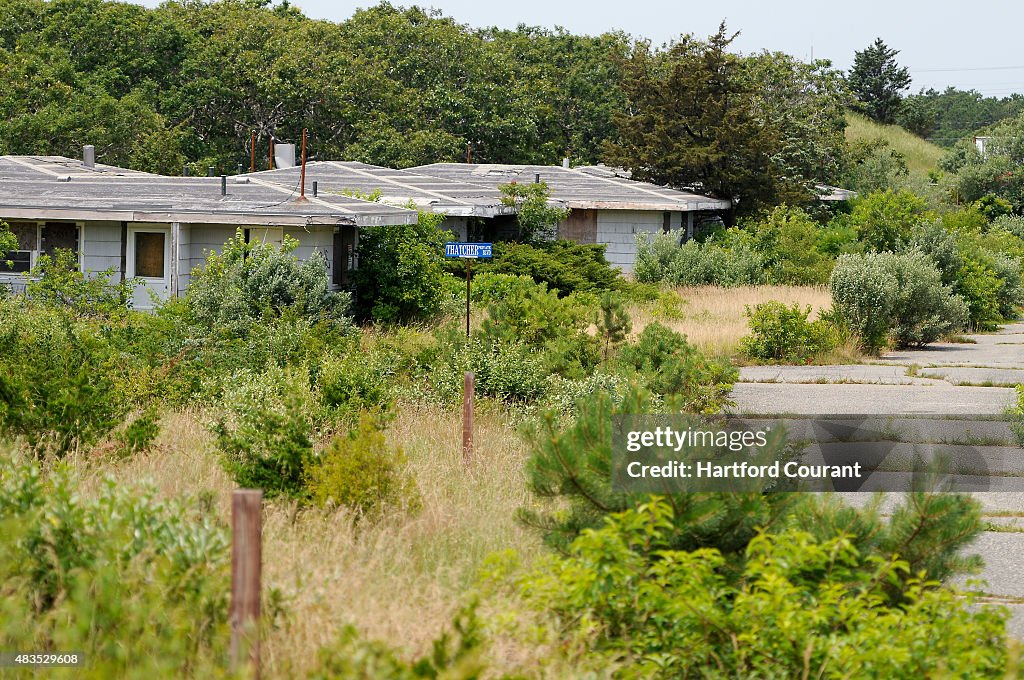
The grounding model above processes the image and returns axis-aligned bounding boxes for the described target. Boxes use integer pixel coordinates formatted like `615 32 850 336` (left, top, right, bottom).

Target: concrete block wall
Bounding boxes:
595 210 666 272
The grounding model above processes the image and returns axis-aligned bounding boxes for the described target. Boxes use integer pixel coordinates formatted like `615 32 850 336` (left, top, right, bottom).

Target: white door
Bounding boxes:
127 225 171 309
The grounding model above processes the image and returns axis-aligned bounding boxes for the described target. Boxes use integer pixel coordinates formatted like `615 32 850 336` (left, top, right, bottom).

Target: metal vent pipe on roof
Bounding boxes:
237 163 243 175
83 145 95 168
535 173 540 184
312 181 318 197
562 158 570 169
183 165 190 177
221 175 227 196
208 166 216 177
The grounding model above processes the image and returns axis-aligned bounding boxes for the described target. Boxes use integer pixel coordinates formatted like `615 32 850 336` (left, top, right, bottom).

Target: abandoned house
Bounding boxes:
258 160 731 272
0 154 417 308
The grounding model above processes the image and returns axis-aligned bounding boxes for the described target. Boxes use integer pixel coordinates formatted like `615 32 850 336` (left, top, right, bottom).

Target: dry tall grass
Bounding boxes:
82 406 543 678
628 285 833 357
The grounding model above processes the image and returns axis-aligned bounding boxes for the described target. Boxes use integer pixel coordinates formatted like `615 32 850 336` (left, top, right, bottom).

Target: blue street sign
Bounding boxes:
445 242 493 259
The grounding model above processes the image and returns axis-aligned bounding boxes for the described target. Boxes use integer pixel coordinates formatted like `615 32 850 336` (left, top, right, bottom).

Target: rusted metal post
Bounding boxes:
299 128 307 198
230 489 263 679
463 371 474 463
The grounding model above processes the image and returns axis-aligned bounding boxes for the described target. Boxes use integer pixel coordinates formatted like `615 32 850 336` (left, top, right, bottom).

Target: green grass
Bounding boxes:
846 111 945 181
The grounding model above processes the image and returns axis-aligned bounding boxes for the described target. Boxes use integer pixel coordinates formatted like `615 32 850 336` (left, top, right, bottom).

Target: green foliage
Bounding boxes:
317 343 396 415
112 406 161 459
519 388 793 557
0 220 16 263
464 240 621 297
740 301 836 363
616 323 737 413
595 291 631 361
850 189 929 252
306 412 420 517
842 137 910 194
212 366 319 500
606 24 849 218
0 452 231 678
310 604 488 680
907 87 1024 148
353 211 449 322
498 181 570 242
634 231 766 286
831 251 968 351
745 206 835 284
511 499 1007 678
27 248 134 318
848 38 912 124
941 112 1024 212
0 300 128 456
186 230 351 337
957 255 1004 331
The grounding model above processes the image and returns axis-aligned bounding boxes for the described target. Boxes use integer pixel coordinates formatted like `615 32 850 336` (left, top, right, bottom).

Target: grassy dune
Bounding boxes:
845 111 944 180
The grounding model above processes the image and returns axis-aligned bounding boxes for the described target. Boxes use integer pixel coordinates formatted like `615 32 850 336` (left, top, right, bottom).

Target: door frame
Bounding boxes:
126 223 171 308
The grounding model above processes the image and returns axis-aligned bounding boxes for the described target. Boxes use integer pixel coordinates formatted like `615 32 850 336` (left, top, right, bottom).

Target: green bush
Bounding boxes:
26 248 135 318
317 343 396 416
617 322 737 413
0 453 231 678
353 211 449 322
112 406 161 459
461 240 621 297
850 189 930 252
635 231 766 286
186 230 352 338
212 366 320 499
739 301 836 363
956 255 1003 331
830 251 967 352
511 500 1009 679
745 206 835 285
306 413 420 517
0 301 128 456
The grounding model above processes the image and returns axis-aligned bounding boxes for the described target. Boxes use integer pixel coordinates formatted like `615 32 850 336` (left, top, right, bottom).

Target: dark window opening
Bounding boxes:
0 250 30 272
333 228 356 287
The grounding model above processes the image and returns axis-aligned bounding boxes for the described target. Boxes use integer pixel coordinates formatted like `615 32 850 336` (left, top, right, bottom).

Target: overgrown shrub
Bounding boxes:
956 255 1003 331
635 231 766 286
112 406 161 459
739 301 836 363
317 343 396 416
0 453 231 678
186 230 352 337
830 251 967 351
353 211 449 322
850 189 930 252
306 413 420 517
509 500 1008 679
617 322 737 413
745 206 835 285
212 366 320 499
26 248 135 318
0 300 128 456
463 240 621 296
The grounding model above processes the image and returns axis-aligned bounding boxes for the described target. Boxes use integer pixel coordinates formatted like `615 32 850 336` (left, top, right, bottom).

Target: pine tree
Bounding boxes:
596 291 631 361
848 38 912 124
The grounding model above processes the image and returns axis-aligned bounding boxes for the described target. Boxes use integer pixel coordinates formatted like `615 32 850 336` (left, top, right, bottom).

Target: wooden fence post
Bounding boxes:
463 371 474 463
231 489 263 679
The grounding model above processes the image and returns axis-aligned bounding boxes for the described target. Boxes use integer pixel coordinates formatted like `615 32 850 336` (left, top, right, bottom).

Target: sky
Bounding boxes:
131 0 1024 97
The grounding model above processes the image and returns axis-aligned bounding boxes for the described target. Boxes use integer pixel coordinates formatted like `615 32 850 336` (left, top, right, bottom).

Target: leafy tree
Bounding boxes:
848 38 911 124
842 138 910 194
498 181 570 242
352 210 449 322
605 24 847 220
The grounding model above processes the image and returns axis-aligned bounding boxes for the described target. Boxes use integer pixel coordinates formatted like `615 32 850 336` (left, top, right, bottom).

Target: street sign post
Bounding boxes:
445 242 493 337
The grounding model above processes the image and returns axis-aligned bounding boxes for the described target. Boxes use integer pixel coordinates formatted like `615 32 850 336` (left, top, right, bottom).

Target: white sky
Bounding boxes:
131 0 1024 97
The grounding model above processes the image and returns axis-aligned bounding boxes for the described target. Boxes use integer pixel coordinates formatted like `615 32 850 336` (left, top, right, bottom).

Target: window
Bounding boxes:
134 232 166 278
1 222 37 273
41 222 79 258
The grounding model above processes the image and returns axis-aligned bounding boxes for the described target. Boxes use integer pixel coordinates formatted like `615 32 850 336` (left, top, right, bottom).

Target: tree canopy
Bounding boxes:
848 38 911 124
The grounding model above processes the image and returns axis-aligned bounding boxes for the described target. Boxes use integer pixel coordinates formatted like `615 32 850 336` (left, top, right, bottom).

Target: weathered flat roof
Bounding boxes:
0 156 417 227
410 163 732 212
253 161 514 218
